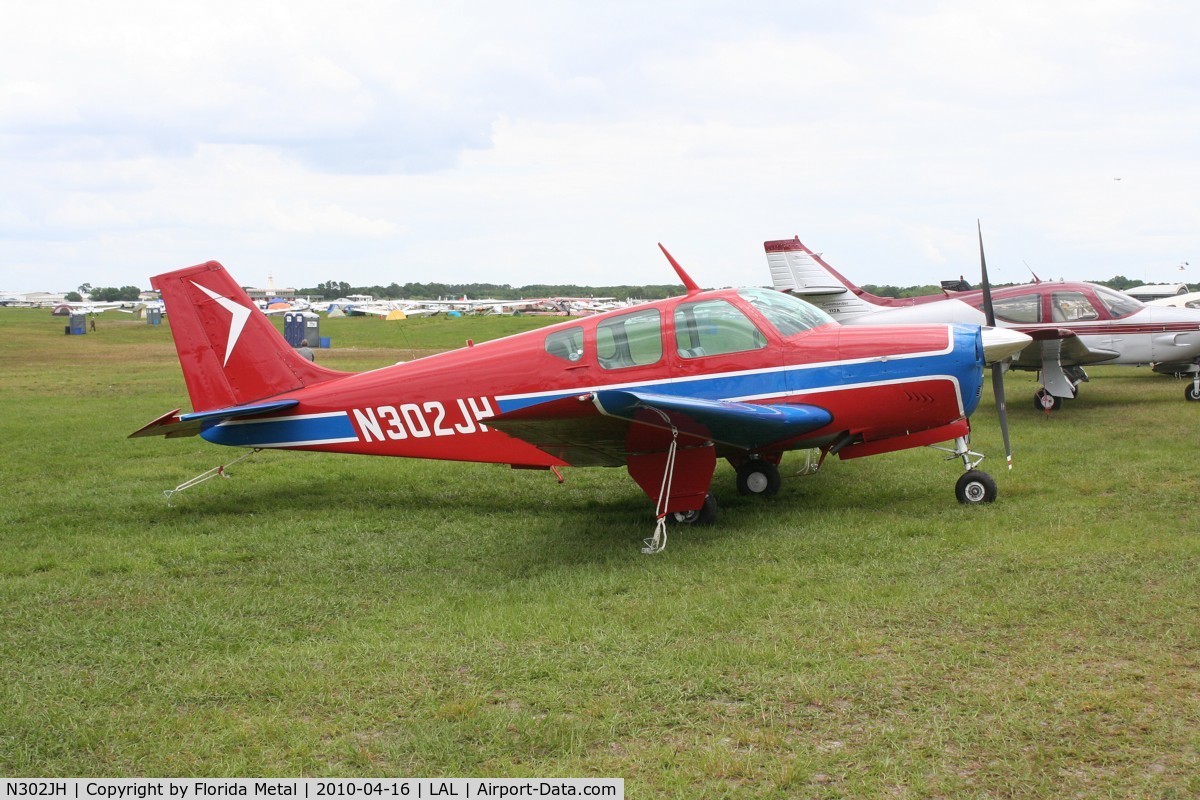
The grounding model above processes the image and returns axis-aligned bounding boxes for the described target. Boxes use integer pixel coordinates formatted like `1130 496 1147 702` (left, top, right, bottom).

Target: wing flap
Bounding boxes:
487 393 634 467
489 390 832 466
1010 330 1119 369
593 390 833 449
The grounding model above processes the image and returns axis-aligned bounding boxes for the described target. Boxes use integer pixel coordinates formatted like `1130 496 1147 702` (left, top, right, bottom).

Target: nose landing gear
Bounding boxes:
933 435 999 505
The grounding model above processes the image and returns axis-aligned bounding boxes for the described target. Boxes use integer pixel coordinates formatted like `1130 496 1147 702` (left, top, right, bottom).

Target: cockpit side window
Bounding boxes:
738 288 833 336
674 299 767 358
1093 286 1144 319
1051 291 1099 322
597 309 663 369
544 326 585 362
992 293 1042 324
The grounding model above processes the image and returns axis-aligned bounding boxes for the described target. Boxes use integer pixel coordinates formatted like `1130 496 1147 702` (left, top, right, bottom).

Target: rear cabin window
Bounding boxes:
674 299 767 358
544 326 584 362
992 293 1042 324
597 309 663 369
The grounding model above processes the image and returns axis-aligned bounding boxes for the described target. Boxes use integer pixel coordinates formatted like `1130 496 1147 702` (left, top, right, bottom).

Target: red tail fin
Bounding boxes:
153 261 347 412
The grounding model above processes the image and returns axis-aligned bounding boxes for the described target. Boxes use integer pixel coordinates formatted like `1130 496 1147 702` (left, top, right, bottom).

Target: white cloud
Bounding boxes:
1 0 1198 291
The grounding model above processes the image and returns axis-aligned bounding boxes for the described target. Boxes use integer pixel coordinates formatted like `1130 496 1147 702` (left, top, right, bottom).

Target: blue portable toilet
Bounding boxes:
302 312 320 347
283 312 305 347
284 311 320 348
68 313 87 335
147 308 162 325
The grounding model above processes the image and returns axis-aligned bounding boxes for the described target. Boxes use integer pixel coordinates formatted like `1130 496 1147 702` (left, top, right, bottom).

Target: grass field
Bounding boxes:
1 308 1198 797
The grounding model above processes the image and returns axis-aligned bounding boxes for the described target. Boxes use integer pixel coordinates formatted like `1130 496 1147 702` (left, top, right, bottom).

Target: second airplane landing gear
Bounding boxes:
1034 388 1063 412
1186 370 1200 402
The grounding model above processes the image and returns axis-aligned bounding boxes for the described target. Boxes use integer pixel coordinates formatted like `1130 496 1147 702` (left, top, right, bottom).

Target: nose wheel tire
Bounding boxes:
955 470 998 505
1185 385 1200 402
736 460 781 497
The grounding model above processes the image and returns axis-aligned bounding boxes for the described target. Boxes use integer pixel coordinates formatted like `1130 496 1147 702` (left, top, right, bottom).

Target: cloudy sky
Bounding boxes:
3 1 1198 293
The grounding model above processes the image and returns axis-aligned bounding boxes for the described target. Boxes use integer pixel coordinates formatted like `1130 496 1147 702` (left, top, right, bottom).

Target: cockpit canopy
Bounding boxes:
541 288 835 370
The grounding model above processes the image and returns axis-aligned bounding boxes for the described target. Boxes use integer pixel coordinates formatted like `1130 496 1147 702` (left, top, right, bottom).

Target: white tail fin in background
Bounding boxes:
764 237 886 321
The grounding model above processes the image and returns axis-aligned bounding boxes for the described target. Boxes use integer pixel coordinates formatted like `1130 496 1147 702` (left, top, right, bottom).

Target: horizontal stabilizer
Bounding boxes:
790 285 850 297
129 400 299 439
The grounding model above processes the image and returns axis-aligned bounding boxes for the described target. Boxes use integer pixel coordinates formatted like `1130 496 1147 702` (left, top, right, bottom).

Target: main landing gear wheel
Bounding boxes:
736 460 781 497
1034 389 1063 412
1186 384 1200 402
955 470 998 505
672 493 719 525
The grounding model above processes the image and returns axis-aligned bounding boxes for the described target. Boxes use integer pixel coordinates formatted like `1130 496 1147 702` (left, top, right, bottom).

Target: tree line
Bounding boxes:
301 280 689 301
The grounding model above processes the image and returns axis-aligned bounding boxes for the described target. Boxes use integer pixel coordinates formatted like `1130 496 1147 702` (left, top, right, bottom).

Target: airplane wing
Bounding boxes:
1009 328 1119 370
489 390 833 467
129 400 300 439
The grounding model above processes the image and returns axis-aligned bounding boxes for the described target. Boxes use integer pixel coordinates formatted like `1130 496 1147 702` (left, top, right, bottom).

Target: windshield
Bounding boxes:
1093 285 1144 319
738 288 834 336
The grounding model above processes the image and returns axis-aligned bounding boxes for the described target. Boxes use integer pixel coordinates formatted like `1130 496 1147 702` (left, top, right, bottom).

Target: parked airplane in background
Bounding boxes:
1144 292 1200 310
50 301 127 315
132 246 1028 552
765 236 1200 408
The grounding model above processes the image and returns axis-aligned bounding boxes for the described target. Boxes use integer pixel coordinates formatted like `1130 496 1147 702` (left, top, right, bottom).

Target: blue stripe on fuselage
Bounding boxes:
497 325 984 417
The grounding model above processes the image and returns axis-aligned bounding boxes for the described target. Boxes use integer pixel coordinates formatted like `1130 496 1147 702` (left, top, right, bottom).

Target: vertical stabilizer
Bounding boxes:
764 237 888 321
153 261 347 412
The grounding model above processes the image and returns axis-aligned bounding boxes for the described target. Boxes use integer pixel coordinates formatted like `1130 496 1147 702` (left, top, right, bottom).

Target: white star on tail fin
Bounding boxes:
190 281 251 367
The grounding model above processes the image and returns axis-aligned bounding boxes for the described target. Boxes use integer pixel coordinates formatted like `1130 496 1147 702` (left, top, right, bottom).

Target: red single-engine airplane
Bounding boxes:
132 245 1030 552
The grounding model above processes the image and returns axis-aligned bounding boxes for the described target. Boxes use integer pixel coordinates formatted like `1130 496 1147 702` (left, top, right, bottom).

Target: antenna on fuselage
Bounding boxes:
658 243 702 296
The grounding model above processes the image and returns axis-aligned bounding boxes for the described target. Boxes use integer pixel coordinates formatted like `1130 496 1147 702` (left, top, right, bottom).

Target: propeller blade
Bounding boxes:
992 362 1013 470
979 221 1013 469
978 220 996 328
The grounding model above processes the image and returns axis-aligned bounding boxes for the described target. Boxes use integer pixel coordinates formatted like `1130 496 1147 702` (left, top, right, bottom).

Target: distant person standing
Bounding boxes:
297 338 315 361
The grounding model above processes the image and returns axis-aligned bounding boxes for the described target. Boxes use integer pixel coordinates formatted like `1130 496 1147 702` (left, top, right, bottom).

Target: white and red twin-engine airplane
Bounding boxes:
132 247 1029 552
765 236 1200 409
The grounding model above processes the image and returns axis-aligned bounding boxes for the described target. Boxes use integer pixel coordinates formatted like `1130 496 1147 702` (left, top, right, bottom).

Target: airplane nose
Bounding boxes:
980 326 1032 364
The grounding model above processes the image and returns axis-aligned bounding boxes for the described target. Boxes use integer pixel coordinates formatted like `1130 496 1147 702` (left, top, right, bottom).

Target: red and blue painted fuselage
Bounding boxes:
136 261 988 517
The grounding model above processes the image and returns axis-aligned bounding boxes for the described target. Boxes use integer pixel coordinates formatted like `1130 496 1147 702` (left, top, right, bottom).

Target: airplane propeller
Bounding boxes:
977 220 1014 470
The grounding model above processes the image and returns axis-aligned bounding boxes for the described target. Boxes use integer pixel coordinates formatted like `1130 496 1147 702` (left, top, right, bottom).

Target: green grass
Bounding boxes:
1 309 1199 796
